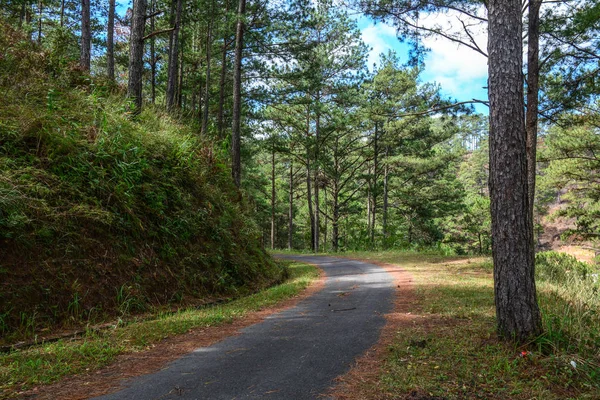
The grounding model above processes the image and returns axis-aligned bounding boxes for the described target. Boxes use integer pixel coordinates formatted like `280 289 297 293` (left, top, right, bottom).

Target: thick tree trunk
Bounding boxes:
166 0 183 110
107 0 115 80
127 0 147 113
288 160 294 250
80 0 91 70
526 0 541 233
231 0 246 188
488 0 542 342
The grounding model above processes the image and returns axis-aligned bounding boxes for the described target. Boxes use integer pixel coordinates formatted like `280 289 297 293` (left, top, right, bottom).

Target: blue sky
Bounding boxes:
356 15 489 114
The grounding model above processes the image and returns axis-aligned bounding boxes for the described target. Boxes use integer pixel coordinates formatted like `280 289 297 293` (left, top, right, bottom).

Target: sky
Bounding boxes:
356 15 489 114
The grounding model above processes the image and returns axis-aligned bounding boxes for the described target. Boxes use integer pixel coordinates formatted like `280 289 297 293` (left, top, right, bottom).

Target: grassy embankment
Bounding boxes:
0 260 319 398
339 250 599 399
0 21 290 341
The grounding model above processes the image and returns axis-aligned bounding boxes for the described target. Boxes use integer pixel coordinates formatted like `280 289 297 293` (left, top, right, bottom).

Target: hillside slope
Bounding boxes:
0 23 282 342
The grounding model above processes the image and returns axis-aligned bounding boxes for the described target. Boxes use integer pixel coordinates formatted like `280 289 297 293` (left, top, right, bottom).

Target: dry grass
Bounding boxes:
330 251 599 400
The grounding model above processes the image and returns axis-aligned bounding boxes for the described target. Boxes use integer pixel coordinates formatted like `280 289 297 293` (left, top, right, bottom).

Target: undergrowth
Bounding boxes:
0 261 319 398
0 21 281 341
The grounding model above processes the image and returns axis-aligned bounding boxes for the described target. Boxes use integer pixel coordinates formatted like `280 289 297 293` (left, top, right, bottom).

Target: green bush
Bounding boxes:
535 251 594 284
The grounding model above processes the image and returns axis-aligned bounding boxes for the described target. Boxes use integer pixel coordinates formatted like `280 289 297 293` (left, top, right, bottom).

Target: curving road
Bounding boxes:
95 255 395 400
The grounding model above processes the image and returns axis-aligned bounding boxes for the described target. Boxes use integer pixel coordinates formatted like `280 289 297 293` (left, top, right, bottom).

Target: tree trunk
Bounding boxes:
150 0 156 103
314 96 320 253
127 0 147 113
488 0 542 342
80 0 91 70
371 123 378 246
231 0 246 188
323 185 328 252
177 22 185 107
366 164 371 235
201 7 214 135
19 2 25 28
332 187 339 252
107 0 115 80
217 2 229 138
288 159 294 250
526 0 541 234
271 141 276 250
60 0 64 27
382 147 389 247
37 0 42 44
306 157 315 252
166 0 183 110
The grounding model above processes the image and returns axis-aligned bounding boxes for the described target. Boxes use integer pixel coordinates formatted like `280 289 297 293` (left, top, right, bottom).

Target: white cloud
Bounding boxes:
418 10 488 99
360 22 398 70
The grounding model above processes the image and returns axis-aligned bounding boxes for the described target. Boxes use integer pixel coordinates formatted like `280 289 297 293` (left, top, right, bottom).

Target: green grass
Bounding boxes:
0 20 283 337
338 250 600 399
0 261 319 399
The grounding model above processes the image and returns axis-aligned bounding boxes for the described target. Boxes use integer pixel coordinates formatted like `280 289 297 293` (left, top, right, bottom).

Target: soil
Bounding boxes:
20 269 326 400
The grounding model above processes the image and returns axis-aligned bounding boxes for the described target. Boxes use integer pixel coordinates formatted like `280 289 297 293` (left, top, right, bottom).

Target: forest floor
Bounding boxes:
330 251 599 400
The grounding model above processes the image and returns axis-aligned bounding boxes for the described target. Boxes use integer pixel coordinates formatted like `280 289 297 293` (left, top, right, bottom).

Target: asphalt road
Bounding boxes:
96 255 395 400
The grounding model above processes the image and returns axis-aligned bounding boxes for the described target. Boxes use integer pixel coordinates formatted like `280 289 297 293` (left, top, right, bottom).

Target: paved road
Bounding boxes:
96 255 395 400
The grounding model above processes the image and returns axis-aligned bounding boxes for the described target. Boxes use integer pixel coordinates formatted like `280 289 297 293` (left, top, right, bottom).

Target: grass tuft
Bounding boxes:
0 261 319 398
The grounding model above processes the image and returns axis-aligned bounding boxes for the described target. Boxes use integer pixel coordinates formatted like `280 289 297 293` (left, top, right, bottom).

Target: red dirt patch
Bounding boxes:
21 269 326 400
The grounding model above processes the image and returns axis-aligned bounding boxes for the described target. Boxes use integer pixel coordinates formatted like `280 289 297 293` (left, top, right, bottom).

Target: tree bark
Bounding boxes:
37 0 42 44
150 0 156 103
60 0 64 27
271 141 276 250
314 94 321 253
80 0 91 70
371 123 378 246
217 35 228 138
177 22 185 107
231 0 246 188
107 0 116 80
488 0 542 342
166 0 183 110
288 159 294 250
127 0 147 113
382 147 389 247
332 186 339 252
306 157 315 252
526 0 541 232
201 7 214 135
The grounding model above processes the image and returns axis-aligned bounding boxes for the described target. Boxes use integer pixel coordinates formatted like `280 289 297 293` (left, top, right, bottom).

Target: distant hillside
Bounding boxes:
0 22 283 342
